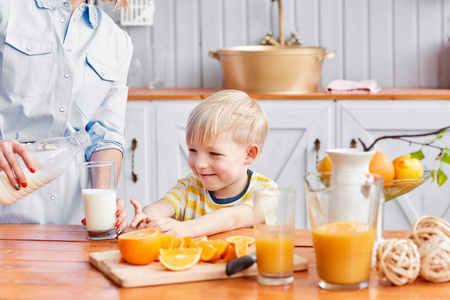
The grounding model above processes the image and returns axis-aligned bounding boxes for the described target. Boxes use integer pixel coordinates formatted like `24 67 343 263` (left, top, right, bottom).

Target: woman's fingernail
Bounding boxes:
30 166 36 173
14 184 20 190
117 229 122 235
116 220 121 227
21 181 28 188
116 209 121 216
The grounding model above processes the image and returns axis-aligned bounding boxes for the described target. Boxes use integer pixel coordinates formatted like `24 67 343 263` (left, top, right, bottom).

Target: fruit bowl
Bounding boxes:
383 169 431 202
307 170 431 202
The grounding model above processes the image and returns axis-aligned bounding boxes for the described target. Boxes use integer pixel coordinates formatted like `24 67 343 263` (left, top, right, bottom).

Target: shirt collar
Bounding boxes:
35 0 99 29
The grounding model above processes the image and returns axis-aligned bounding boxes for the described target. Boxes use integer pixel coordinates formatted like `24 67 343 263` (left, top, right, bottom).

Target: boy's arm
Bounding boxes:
184 204 253 237
142 198 176 220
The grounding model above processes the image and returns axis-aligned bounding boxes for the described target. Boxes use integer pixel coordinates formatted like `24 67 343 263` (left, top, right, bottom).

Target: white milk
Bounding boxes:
82 189 116 231
0 171 49 205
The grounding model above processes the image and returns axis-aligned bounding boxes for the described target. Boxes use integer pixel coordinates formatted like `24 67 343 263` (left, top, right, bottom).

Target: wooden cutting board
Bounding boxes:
89 250 308 288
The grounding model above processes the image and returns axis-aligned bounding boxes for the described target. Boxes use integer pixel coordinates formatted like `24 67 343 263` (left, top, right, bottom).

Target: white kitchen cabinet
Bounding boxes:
337 100 450 230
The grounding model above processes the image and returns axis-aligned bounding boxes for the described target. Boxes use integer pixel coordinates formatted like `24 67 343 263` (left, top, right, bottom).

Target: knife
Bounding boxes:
225 255 257 276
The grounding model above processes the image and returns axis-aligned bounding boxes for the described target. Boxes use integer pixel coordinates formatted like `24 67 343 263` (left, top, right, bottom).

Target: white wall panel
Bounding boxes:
100 0 450 89
343 0 369 80
369 0 393 87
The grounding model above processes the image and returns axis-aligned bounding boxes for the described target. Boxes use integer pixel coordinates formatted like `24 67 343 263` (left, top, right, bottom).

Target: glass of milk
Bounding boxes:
79 161 117 240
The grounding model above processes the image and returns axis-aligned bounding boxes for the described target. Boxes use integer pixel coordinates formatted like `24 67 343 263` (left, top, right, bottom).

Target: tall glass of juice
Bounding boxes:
304 171 383 290
79 161 117 240
253 188 296 286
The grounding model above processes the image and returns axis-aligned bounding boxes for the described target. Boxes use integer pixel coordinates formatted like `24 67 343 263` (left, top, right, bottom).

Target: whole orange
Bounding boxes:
392 155 423 180
118 228 162 265
369 151 395 182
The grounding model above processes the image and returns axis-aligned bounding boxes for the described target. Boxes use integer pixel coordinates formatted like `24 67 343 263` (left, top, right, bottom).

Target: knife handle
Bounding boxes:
226 255 256 276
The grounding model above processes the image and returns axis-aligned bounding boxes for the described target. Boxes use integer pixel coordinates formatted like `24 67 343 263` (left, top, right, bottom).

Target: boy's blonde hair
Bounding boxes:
186 90 269 150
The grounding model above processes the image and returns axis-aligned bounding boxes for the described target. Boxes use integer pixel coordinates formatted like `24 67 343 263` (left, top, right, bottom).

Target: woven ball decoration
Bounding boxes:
407 216 450 248
418 236 450 283
376 238 420 286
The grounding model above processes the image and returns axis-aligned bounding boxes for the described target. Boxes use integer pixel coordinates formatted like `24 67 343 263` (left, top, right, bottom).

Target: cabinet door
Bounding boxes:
154 101 199 199
117 101 155 222
337 100 450 229
257 101 335 229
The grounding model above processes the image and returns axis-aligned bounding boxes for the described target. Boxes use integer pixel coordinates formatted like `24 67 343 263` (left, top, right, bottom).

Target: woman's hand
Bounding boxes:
0 140 36 190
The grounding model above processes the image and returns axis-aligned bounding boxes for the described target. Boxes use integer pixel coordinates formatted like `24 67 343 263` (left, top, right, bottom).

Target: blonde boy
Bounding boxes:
129 90 277 237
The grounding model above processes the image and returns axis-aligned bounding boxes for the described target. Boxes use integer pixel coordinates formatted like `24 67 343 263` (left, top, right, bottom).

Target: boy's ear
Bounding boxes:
245 144 260 165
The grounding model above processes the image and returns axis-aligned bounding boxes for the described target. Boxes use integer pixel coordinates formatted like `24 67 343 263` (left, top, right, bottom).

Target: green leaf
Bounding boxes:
440 152 450 164
437 169 448 187
410 150 425 160
436 130 446 140
431 170 436 181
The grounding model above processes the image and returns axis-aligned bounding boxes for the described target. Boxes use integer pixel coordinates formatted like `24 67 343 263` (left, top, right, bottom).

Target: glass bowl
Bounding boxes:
383 169 431 201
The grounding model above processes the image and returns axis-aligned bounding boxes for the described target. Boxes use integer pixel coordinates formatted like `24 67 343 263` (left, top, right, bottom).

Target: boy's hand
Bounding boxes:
129 198 150 228
147 217 193 238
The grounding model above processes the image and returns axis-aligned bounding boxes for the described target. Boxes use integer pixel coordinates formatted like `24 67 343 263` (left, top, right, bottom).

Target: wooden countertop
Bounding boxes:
1 224 449 299
128 87 450 100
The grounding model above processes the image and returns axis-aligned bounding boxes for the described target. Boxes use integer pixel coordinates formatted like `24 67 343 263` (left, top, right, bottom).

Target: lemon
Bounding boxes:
392 155 423 180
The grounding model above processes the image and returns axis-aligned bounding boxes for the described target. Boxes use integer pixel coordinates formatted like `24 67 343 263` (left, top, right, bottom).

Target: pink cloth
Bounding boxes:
326 79 381 94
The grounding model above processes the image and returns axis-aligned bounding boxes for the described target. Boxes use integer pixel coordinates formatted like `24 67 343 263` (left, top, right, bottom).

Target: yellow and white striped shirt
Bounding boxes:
162 170 277 221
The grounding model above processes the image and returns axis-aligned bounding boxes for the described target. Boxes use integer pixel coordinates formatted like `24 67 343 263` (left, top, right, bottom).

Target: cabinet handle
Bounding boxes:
350 138 357 148
131 138 138 183
314 139 321 168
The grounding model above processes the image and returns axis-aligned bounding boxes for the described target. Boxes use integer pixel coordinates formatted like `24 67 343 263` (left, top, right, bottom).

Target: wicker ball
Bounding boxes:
407 216 450 248
418 236 450 283
376 238 420 286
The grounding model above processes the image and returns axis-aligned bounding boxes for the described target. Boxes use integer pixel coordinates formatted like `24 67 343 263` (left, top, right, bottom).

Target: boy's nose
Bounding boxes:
195 155 209 169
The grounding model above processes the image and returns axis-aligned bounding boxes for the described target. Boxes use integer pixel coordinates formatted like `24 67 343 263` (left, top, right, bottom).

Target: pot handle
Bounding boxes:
208 51 220 60
317 50 336 62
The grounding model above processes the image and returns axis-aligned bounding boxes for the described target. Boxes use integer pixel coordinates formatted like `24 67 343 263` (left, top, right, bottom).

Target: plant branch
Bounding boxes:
359 126 450 153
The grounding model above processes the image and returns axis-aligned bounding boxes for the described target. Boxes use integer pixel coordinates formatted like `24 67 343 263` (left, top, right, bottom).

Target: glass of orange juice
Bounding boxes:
253 188 296 285
304 171 383 290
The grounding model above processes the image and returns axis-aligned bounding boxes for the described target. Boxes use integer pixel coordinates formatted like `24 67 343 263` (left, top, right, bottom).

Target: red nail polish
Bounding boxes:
30 166 36 173
116 209 121 216
21 181 28 188
116 220 121 227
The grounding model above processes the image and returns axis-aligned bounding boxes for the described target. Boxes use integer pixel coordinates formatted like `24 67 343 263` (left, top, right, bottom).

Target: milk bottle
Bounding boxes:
0 130 92 205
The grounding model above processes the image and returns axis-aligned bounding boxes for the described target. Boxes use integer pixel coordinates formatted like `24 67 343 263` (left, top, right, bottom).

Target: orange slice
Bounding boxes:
172 236 192 249
160 234 175 249
226 235 255 246
224 243 238 262
159 248 202 271
198 241 220 262
118 228 161 265
191 236 208 245
208 239 230 258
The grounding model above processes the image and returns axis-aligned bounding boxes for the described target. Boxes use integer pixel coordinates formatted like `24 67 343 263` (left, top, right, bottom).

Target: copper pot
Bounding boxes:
209 45 335 94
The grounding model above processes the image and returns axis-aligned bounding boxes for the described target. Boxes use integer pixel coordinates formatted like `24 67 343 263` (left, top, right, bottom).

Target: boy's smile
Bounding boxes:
187 132 256 199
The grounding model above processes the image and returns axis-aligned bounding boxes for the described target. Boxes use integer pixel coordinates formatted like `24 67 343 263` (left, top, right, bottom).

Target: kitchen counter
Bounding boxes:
128 87 450 100
1 224 449 299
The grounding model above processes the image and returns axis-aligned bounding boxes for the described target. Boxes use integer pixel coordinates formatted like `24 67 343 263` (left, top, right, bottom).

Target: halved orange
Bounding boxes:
118 228 161 265
198 241 220 262
208 239 230 257
159 248 202 271
226 235 255 246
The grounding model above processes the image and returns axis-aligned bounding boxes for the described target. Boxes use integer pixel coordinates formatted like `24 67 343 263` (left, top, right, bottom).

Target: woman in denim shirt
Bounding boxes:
0 0 133 233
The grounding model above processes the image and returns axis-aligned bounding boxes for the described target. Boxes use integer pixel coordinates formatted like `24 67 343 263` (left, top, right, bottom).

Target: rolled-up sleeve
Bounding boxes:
85 31 133 160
